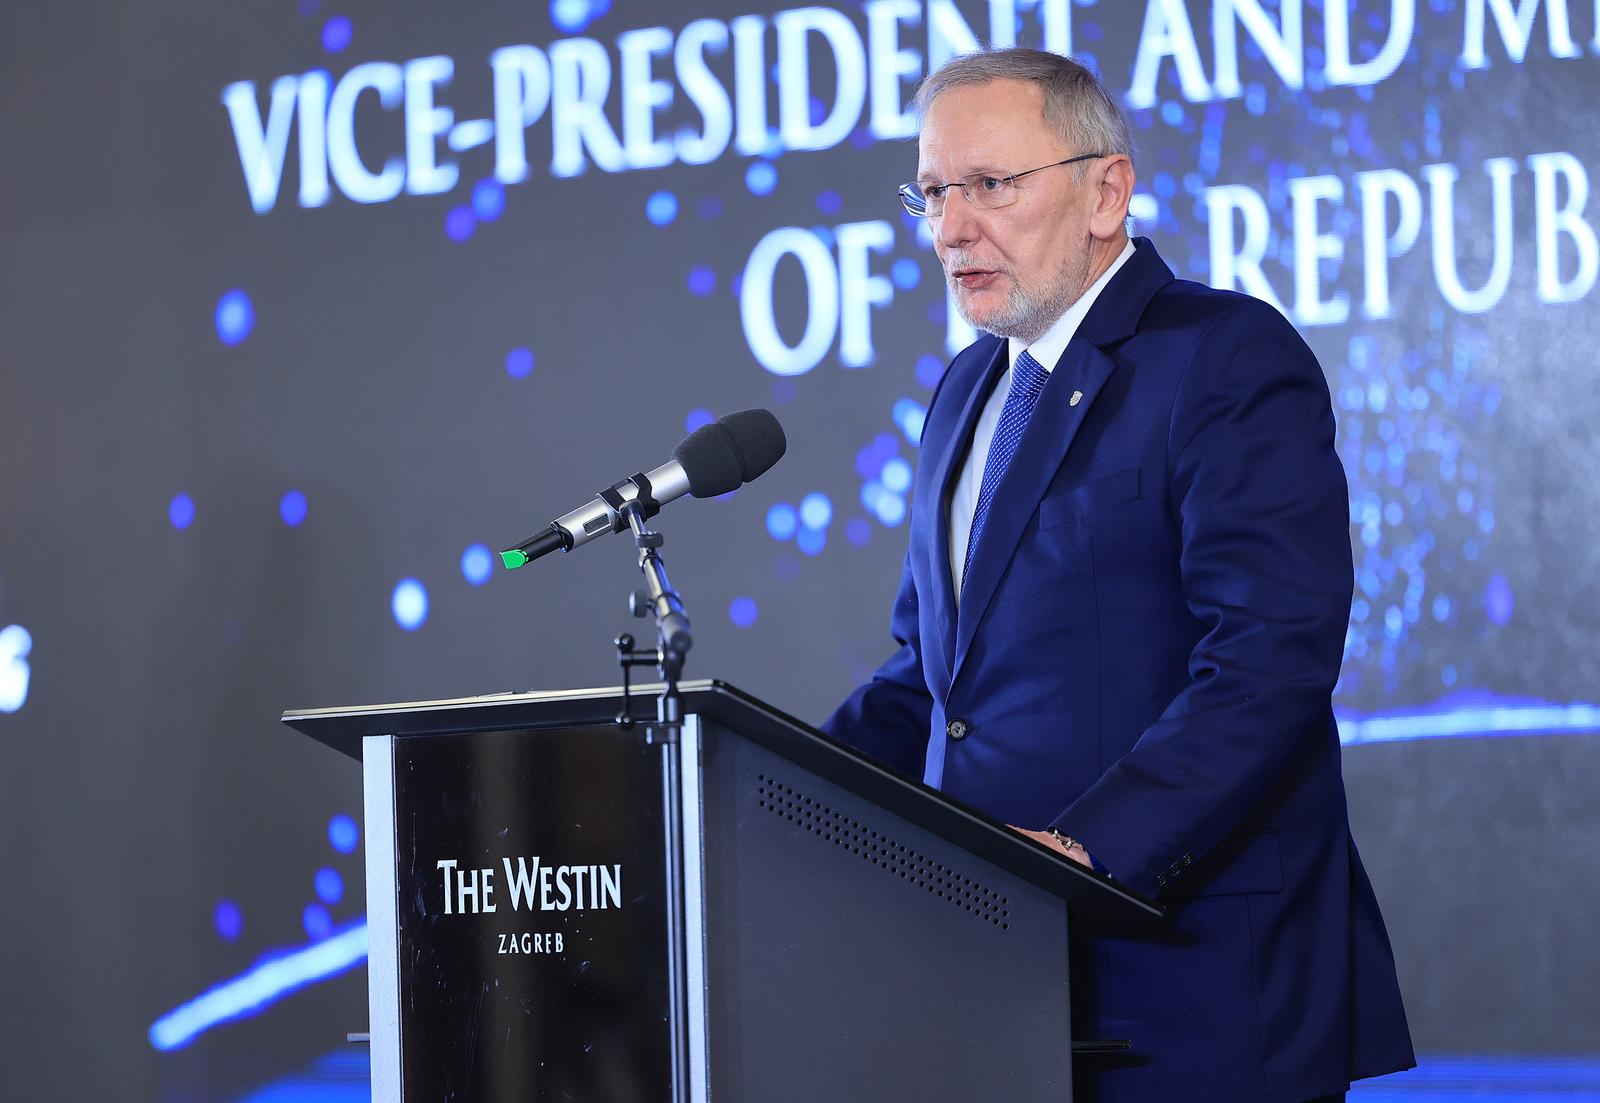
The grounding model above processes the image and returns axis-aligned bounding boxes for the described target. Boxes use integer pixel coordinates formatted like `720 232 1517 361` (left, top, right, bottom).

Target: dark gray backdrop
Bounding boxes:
2 1 1597 1099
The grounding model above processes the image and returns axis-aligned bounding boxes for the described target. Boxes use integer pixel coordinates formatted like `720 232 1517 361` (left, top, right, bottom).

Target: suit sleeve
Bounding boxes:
1053 298 1354 898
820 549 934 778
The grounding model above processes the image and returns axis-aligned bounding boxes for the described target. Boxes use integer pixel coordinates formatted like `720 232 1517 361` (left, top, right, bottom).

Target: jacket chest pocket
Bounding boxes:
1038 466 1141 530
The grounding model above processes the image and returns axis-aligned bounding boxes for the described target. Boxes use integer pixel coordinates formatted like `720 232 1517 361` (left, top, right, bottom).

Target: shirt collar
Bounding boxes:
1008 238 1136 373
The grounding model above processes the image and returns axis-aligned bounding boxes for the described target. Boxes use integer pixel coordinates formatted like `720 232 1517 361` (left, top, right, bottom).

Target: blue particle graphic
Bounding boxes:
472 179 506 221
915 355 945 388
214 289 254 346
213 900 243 942
169 493 195 530
892 258 922 290
551 0 609 32
893 398 928 444
875 493 907 526
766 503 798 541
687 266 716 297
799 492 833 531
880 458 913 494
861 479 884 513
506 347 534 379
845 517 872 547
302 903 333 940
321 15 352 52
445 206 475 242
728 596 759 628
328 814 359 854
797 527 826 556
646 191 678 225
816 189 842 215
746 162 777 196
1484 572 1514 626
685 408 715 433
392 578 428 631
461 544 493 586
279 489 308 527
314 867 344 906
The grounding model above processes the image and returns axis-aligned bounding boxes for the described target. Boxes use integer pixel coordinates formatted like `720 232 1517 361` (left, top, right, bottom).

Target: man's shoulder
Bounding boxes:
1143 276 1299 342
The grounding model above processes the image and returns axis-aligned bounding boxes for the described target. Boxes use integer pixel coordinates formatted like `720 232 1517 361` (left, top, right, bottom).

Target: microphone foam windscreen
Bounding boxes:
673 409 787 498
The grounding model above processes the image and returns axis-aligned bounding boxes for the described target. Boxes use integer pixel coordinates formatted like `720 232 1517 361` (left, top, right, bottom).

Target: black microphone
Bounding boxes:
499 409 787 569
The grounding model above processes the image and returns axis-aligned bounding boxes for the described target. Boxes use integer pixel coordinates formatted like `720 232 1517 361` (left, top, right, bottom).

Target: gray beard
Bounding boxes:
950 264 1085 346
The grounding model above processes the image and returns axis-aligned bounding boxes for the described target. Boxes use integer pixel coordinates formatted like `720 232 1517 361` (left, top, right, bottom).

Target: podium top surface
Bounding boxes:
282 679 1162 929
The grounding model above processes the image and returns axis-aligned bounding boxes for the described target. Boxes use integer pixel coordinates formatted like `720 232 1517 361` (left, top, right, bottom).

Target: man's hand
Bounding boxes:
1010 826 1094 869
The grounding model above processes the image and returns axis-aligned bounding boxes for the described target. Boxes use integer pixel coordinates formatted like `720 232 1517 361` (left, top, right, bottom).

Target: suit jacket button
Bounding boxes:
946 719 970 740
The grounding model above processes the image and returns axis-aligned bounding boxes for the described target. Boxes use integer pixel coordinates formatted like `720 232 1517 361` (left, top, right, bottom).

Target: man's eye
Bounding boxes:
925 184 949 200
974 175 1007 192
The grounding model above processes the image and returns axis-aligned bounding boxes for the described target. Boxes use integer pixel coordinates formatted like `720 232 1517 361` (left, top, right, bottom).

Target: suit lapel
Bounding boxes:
951 340 1117 677
924 338 1007 681
948 238 1177 682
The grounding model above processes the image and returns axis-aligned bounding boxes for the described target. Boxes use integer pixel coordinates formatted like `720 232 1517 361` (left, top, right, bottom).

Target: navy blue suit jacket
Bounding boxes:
825 239 1414 1101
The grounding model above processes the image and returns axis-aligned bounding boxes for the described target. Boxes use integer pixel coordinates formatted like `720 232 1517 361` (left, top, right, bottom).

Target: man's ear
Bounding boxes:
1091 155 1136 240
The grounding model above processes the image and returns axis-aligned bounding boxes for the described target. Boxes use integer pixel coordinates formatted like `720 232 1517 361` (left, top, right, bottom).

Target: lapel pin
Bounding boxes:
1070 390 1083 407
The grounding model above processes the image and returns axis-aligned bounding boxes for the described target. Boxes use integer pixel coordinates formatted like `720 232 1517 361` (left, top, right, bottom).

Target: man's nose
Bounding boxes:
936 189 981 248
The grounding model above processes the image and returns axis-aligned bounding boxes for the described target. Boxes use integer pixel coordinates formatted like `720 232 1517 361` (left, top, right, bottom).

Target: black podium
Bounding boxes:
284 680 1160 1102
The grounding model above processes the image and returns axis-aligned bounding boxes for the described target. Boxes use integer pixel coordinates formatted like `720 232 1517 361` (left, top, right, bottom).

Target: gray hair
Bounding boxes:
915 48 1135 173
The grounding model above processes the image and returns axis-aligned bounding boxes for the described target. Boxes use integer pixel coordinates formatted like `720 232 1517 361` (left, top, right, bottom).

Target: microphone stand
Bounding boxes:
613 497 692 1103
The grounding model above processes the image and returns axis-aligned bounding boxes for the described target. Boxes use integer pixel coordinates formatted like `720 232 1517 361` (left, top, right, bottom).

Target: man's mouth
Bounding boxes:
952 267 1002 290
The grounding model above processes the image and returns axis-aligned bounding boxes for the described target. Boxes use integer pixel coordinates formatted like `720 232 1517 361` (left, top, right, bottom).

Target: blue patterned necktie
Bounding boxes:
962 348 1051 588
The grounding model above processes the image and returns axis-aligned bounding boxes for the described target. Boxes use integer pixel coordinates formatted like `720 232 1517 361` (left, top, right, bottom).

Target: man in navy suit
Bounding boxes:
824 48 1414 1101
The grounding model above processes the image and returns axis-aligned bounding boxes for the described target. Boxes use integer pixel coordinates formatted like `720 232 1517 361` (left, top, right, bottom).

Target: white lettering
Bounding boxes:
1289 174 1349 326
296 71 330 208
731 15 770 156
742 226 840 375
1129 0 1213 108
503 856 542 910
222 77 299 214
598 865 623 910
927 0 979 73
837 220 897 367
1213 0 1304 100
618 26 675 170
1530 152 1598 303
1205 184 1287 313
1426 158 1518 313
455 865 482 913
403 56 458 196
775 7 867 153
327 62 405 205
1326 0 1415 87
490 45 552 185
865 0 922 140
1356 168 1424 318
675 19 734 165
1039 0 1074 54
549 37 626 177
1463 0 1581 67
437 858 458 915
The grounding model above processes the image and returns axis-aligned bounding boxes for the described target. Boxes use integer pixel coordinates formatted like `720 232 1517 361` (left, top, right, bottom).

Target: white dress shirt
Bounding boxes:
948 239 1136 601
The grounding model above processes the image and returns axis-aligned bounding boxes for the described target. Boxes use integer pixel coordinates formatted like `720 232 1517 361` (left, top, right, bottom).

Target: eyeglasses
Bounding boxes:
898 153 1106 218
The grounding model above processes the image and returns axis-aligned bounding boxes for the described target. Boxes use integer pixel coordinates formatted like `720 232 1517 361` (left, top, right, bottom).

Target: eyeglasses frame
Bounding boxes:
898 152 1107 217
